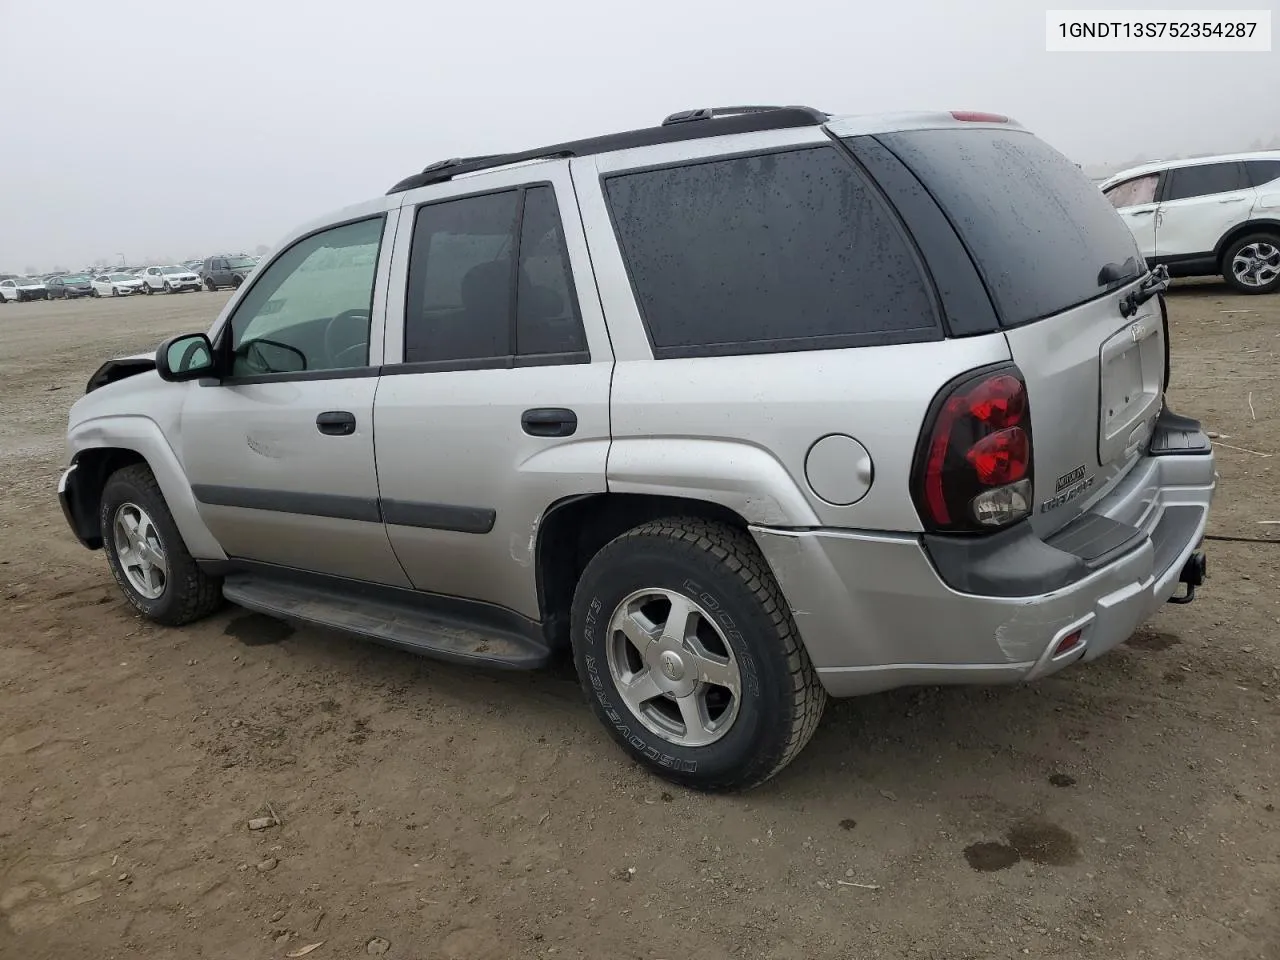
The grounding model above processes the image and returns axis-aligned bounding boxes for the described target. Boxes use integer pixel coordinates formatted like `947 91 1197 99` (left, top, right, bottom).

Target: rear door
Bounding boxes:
875 125 1164 537
373 162 612 620
1155 161 1253 258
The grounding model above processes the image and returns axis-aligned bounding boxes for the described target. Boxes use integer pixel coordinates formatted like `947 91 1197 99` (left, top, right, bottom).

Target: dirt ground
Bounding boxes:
0 285 1277 960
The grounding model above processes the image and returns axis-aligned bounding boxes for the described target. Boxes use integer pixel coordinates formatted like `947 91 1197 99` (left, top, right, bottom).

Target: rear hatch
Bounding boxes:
873 125 1164 537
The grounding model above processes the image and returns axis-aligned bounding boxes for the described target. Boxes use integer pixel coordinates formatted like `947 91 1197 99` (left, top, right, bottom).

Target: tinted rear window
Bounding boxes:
1163 161 1247 201
1245 159 1280 187
604 146 939 357
875 129 1141 327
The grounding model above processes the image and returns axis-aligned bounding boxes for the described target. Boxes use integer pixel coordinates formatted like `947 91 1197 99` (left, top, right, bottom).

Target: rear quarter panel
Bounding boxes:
571 134 1012 531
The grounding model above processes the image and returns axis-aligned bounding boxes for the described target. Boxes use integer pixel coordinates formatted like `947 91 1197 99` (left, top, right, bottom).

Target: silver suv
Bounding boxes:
59 106 1216 790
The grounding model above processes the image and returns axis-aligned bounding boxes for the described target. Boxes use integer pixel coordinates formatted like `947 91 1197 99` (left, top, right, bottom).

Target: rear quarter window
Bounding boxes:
875 128 1141 327
603 146 940 358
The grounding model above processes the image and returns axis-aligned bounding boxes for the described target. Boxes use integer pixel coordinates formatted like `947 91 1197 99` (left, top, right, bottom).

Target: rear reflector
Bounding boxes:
950 110 1009 123
1053 630 1084 658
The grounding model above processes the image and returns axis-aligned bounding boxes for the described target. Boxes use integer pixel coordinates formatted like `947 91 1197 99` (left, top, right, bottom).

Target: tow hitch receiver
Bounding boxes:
1168 550 1207 605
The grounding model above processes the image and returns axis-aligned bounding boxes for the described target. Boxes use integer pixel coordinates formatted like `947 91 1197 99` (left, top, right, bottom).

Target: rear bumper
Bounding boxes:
753 442 1216 698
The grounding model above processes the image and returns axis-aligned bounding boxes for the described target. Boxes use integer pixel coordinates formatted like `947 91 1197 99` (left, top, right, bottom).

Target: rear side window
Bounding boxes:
604 146 939 358
516 186 586 356
876 129 1142 327
403 185 588 365
1163 162 1247 201
1245 159 1280 187
404 190 519 364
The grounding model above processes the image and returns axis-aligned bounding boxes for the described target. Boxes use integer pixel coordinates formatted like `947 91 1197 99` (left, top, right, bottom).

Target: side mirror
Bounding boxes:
156 333 216 382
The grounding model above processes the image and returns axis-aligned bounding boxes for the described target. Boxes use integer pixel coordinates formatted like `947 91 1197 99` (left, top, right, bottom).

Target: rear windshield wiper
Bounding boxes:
1097 256 1140 288
1119 264 1171 318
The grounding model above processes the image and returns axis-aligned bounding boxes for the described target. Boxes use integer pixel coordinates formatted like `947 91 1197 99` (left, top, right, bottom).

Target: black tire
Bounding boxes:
163 282 173 294
572 518 826 791
204 278 216 292
231 274 243 289
111 287 119 297
1222 233 1280 295
100 463 223 626
91 288 99 298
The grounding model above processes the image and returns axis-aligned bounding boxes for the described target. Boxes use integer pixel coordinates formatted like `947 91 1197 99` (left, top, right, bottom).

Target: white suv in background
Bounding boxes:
141 265 202 294
1101 152 1280 294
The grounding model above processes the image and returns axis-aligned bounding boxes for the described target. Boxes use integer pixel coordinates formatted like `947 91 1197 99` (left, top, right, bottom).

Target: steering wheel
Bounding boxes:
323 309 370 368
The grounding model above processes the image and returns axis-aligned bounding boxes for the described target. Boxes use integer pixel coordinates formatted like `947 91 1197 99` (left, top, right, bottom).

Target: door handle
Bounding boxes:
521 408 577 438
316 411 356 436
1126 209 1154 216
1217 196 1246 203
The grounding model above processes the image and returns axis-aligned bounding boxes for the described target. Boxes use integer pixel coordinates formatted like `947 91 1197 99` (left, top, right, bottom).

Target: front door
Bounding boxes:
178 210 411 587
374 165 613 619
1155 161 1254 258
1103 172 1159 259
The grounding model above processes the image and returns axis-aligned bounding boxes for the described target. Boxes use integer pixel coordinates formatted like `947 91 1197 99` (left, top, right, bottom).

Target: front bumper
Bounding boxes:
753 434 1216 697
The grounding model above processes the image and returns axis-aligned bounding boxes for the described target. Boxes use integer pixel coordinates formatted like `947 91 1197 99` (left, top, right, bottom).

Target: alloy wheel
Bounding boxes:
1231 241 1280 288
112 502 168 600
605 587 742 748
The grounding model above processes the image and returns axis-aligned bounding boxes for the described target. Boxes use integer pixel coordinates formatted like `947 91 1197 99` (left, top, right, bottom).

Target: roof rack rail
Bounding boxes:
661 105 829 126
386 105 830 195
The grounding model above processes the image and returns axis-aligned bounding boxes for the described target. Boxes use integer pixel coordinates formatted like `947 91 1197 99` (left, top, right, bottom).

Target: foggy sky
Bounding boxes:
1 0 1276 272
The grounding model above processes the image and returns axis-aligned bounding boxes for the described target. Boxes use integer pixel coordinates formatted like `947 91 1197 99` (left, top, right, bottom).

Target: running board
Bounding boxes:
221 572 551 670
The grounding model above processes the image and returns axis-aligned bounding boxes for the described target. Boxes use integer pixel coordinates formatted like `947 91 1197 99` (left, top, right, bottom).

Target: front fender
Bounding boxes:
606 438 820 527
68 415 226 561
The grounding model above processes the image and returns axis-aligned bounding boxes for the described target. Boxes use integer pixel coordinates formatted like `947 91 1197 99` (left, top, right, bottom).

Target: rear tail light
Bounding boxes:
912 365 1034 532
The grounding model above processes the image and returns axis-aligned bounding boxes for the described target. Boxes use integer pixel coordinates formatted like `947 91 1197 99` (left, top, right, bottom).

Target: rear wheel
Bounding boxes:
100 464 222 626
1222 233 1280 294
90 288 99 298
571 518 826 792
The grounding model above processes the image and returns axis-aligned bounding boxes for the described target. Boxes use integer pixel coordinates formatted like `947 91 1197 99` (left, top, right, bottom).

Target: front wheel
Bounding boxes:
1223 233 1280 294
163 282 173 294
572 518 826 792
100 464 223 626
204 278 216 292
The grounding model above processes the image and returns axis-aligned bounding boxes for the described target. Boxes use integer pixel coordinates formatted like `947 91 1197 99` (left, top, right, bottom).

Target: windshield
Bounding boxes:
160 265 187 274
107 273 134 281
19 277 44 285
62 275 90 283
866 128 1143 327
226 257 256 269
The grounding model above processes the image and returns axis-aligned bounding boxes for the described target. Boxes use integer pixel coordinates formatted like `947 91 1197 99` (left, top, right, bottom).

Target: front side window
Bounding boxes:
604 146 938 357
226 216 384 377
1104 174 1158 209
402 184 587 365
1163 162 1247 202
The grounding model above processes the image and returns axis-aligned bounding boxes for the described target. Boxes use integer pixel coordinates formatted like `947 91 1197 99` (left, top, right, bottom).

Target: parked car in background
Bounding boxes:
57 105 1214 791
1101 151 1280 294
200 255 257 291
91 272 146 297
46 274 95 299
0 277 49 302
141 265 202 294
